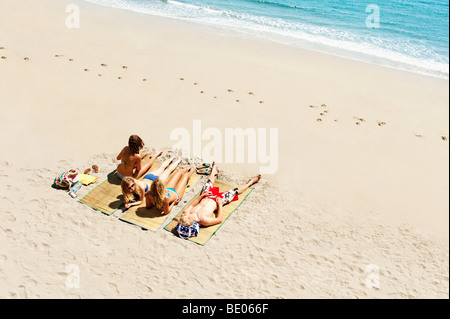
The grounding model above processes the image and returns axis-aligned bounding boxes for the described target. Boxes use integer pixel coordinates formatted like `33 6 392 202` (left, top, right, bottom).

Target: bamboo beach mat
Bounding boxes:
78 158 161 216
164 180 253 245
119 173 203 232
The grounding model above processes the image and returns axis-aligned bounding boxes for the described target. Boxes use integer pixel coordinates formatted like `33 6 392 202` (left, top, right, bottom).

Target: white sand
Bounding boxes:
0 0 448 298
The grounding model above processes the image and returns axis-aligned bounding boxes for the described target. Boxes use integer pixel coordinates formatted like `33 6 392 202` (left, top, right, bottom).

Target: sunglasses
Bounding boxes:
128 184 135 190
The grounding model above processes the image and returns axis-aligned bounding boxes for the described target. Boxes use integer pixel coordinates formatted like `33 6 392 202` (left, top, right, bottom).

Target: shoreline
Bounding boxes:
0 0 448 298
81 0 449 81
1 0 448 237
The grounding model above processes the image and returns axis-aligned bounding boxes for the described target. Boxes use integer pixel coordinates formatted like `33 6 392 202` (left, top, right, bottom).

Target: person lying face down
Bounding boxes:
120 157 181 209
175 163 261 239
146 165 196 216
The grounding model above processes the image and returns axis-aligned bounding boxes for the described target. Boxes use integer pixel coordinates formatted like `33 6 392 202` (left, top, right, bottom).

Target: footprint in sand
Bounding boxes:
353 116 365 123
377 121 386 126
259 101 264 104
1 56 6 60
118 77 122 80
228 89 234 92
101 63 108 67
194 82 198 85
24 57 29 61
321 104 327 108
179 77 184 80
122 65 128 69
98 74 103 77
200 91 205 94
0 47 5 50
309 105 318 108
236 99 240 103
68 58 74 62
316 118 322 122
415 133 423 138
142 78 148 82
213 96 218 99
84 68 89 72
441 136 448 141
54 54 64 58
249 92 254 95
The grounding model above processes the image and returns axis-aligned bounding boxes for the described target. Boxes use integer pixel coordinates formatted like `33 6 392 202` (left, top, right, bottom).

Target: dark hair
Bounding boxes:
128 135 144 155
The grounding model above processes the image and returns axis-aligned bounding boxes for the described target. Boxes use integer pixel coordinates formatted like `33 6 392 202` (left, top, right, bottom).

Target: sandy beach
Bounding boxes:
0 0 448 298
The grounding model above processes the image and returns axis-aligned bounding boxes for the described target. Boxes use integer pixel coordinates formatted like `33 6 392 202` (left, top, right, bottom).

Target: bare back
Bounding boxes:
117 146 141 177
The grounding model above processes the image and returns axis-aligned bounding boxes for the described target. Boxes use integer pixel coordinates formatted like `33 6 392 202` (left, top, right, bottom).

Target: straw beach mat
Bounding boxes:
164 180 253 245
119 173 203 232
78 157 160 216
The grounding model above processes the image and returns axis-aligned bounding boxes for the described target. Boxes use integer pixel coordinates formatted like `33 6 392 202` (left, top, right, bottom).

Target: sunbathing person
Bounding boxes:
116 134 162 179
120 157 181 209
147 166 196 215
175 163 261 238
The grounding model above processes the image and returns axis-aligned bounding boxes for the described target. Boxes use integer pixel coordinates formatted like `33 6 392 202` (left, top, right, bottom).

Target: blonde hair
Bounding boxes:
179 215 194 227
121 177 142 203
149 178 166 210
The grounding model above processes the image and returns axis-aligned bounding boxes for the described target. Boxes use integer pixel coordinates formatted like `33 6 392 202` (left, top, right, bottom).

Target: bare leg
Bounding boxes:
135 151 163 179
174 166 195 199
236 174 261 195
150 156 174 177
165 168 184 189
206 162 218 184
159 157 181 184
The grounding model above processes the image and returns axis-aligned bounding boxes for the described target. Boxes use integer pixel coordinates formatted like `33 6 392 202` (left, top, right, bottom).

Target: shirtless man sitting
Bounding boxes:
175 163 261 239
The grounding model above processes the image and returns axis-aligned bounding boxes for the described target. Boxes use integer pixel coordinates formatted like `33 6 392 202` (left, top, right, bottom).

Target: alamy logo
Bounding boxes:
66 4 81 29
366 4 380 29
170 120 279 174
365 264 380 289
65 264 80 289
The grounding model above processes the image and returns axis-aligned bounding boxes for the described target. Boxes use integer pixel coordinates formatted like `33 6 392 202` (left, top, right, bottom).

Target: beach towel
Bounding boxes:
78 174 98 186
78 157 159 215
119 172 203 232
164 179 253 245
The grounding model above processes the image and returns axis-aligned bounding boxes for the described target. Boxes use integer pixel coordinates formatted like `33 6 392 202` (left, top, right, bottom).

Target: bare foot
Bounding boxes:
210 162 218 177
152 151 163 159
248 174 262 186
170 157 182 166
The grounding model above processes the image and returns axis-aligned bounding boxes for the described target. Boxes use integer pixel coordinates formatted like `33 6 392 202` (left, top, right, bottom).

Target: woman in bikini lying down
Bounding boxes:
120 157 181 209
116 134 162 180
175 163 261 239
147 165 196 215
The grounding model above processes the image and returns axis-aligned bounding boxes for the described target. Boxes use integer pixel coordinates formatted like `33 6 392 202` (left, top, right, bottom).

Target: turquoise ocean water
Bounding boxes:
84 0 449 79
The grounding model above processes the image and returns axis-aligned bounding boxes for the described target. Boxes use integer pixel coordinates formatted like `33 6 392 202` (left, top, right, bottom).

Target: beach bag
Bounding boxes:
53 169 80 188
175 222 200 239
